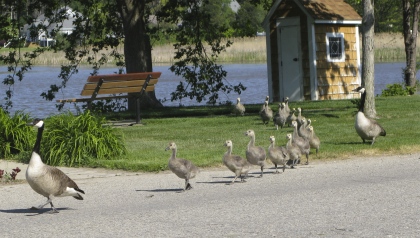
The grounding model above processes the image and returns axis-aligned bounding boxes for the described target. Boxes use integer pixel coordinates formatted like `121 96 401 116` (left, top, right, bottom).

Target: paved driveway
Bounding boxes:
1 153 420 237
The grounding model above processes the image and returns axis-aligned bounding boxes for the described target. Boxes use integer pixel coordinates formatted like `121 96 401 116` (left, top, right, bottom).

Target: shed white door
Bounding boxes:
278 19 303 101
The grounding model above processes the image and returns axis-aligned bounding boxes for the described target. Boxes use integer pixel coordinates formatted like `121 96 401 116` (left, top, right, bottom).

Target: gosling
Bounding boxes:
267 136 289 173
223 140 251 184
245 129 266 177
165 142 199 191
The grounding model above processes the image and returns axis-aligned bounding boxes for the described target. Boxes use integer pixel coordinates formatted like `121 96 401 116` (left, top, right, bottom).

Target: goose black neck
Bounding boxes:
359 90 366 112
33 125 44 154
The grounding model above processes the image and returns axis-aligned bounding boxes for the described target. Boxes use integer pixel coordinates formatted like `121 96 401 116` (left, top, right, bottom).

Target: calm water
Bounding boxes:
0 62 409 118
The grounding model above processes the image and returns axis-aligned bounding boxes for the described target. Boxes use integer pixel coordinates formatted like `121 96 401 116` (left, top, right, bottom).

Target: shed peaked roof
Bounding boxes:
263 0 362 26
301 0 362 21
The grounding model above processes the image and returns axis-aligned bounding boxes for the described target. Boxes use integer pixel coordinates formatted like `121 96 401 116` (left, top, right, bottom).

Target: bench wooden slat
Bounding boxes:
56 72 161 124
82 78 158 91
80 85 155 96
87 72 161 82
56 95 137 103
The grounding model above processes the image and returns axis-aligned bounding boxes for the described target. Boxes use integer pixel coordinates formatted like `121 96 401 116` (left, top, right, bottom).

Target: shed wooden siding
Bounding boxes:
314 25 360 100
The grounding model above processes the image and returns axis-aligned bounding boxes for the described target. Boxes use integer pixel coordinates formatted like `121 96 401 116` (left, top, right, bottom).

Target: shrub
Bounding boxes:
40 111 126 166
381 83 415 96
0 109 33 158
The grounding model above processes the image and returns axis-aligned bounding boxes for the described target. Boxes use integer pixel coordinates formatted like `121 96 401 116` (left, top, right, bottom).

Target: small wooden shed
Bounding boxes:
263 0 362 102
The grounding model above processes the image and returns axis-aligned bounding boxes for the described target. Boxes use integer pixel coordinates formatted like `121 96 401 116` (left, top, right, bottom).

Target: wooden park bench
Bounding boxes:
56 72 161 124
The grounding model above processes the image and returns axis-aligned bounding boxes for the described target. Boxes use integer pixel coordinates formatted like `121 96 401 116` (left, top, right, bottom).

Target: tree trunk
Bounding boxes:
117 0 163 109
402 0 420 88
362 0 376 118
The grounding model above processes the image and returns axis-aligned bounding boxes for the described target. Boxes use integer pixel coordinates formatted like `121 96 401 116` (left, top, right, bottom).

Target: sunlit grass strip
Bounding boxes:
89 95 420 172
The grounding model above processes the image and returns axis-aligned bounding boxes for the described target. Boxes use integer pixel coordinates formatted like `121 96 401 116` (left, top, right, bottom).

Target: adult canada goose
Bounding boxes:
267 136 289 173
233 97 245 116
273 102 288 130
260 101 273 125
352 87 386 145
291 120 310 165
308 126 320 155
223 140 251 184
245 129 266 177
165 142 199 191
26 118 85 213
285 133 301 168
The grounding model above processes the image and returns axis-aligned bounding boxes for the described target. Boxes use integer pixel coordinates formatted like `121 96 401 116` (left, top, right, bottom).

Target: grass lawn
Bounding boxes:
90 95 420 172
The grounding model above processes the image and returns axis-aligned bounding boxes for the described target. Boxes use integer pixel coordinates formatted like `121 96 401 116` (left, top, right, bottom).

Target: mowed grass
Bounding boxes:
91 95 420 172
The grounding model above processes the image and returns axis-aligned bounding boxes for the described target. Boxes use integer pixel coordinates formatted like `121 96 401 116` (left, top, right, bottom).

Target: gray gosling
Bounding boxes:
260 100 273 125
296 108 303 128
298 117 311 140
223 140 251 184
260 95 270 111
245 129 266 177
165 142 199 191
286 133 302 168
286 108 297 127
273 102 288 130
352 87 386 145
308 126 320 155
267 136 289 173
283 97 291 114
26 118 85 213
291 120 310 165
233 97 245 116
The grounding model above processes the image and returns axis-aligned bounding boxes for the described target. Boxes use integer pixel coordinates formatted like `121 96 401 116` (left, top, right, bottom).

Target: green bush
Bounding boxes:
40 111 126 166
381 83 416 96
0 109 33 158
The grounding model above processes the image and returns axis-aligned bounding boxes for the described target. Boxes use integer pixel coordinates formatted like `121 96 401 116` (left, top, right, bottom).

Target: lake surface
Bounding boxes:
0 62 410 118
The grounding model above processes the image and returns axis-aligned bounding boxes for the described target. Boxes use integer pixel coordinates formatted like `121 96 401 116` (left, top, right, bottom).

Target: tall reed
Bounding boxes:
2 34 420 65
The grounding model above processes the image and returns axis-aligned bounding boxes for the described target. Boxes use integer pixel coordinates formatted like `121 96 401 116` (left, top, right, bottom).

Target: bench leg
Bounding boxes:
136 97 141 124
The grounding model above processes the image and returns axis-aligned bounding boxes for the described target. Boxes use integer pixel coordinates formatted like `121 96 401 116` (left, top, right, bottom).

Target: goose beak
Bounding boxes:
165 147 170 151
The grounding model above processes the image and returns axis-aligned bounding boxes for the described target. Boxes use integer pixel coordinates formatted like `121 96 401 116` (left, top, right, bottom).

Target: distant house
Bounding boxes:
263 0 362 102
23 7 79 47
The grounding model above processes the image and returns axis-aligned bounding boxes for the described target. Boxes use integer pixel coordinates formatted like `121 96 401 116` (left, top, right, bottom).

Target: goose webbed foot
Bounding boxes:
240 174 248 183
257 167 264 178
185 181 193 190
228 176 239 185
274 165 280 174
48 208 59 214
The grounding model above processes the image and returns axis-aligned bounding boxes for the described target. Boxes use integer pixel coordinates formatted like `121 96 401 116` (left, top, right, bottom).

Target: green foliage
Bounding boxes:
381 83 416 96
0 109 33 158
158 0 246 105
39 111 126 166
234 1 266 37
345 0 403 32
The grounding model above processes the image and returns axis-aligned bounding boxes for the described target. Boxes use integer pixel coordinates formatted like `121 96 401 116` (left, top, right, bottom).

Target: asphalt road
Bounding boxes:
1 153 420 237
